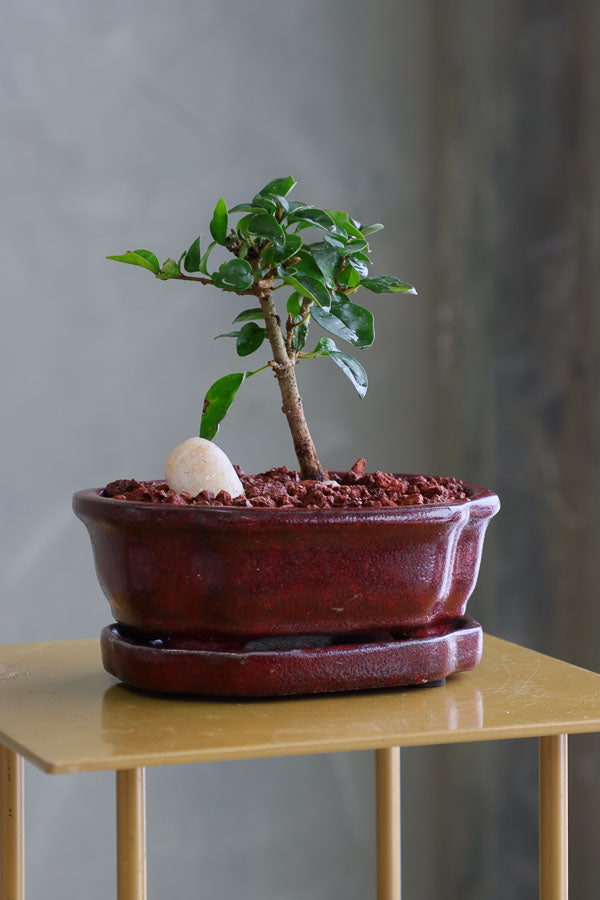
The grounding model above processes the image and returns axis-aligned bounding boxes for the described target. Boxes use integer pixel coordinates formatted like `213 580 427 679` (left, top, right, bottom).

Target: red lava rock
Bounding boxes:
102 460 469 509
351 457 366 477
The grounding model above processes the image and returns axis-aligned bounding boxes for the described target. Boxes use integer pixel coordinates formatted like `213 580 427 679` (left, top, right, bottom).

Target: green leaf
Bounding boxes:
348 254 369 280
236 322 266 357
158 257 180 279
288 206 343 235
228 203 264 214
263 232 302 266
198 240 216 275
247 213 285 250
323 233 347 250
287 292 303 317
288 250 322 280
330 351 368 397
267 193 290 213
214 331 241 339
232 308 265 324
361 223 384 236
106 250 159 275
361 276 417 294
346 237 369 254
212 258 254 291
183 236 202 273
200 371 264 440
210 198 228 245
314 337 368 398
292 322 309 352
311 243 341 288
325 210 363 241
311 296 374 348
283 274 330 309
236 214 255 240
258 176 296 197
336 263 361 290
252 195 278 215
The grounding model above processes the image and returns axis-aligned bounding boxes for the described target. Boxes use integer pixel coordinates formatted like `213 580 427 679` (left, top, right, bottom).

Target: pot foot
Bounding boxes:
100 616 482 698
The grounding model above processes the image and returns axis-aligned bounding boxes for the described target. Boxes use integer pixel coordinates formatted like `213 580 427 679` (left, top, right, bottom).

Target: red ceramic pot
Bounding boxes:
73 479 499 695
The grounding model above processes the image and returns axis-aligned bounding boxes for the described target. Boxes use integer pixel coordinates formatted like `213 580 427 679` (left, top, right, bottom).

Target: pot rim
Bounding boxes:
73 476 500 525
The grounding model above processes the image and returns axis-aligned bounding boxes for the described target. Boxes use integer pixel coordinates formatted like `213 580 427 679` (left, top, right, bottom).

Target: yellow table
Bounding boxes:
1 635 599 900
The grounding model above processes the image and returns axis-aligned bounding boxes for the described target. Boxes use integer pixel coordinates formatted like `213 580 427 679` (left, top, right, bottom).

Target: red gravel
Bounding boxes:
103 459 469 509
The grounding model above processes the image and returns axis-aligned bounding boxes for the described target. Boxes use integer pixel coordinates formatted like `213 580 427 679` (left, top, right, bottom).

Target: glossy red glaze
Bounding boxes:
100 616 483 696
73 479 499 640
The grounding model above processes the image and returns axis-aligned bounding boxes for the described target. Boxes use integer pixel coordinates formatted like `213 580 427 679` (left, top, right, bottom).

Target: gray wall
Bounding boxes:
1 2 432 899
2 2 598 899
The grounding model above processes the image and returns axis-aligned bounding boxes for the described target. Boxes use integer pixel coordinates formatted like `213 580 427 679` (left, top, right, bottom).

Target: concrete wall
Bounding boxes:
2 1 599 898
1 2 433 898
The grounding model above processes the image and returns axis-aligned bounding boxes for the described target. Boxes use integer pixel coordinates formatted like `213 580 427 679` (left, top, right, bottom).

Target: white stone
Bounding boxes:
165 437 244 498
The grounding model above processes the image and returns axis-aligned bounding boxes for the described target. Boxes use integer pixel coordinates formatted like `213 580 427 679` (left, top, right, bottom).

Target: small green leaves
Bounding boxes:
313 337 368 398
212 259 253 291
263 233 302 265
258 176 296 197
288 206 341 235
107 249 159 275
348 253 369 278
361 276 417 294
236 322 266 356
325 210 363 241
215 322 266 356
312 296 374 348
200 366 267 439
311 243 341 288
200 372 244 439
184 236 216 275
287 293 303 317
360 223 384 236
183 236 202 273
108 179 420 462
228 203 263 214
158 257 181 279
336 263 361 291
252 195 278 215
210 198 228 245
233 308 265 324
292 322 309 352
247 214 285 250
283 274 330 309
287 250 322 280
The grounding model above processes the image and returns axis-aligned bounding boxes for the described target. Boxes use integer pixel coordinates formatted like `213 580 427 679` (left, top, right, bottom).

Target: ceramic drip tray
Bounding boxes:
101 617 483 698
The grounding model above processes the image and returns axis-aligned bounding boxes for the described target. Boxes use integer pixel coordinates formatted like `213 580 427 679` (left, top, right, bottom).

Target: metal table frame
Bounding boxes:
1 635 597 900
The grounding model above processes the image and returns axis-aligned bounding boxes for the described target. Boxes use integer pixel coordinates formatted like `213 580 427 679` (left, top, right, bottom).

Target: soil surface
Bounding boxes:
103 458 469 509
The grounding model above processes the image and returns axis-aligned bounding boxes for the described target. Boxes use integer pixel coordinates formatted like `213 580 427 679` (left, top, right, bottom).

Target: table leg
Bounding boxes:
0 745 24 900
116 768 147 900
375 747 401 900
539 734 568 900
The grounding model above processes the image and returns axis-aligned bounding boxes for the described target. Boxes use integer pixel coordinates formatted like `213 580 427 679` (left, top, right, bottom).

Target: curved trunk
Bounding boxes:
258 288 326 481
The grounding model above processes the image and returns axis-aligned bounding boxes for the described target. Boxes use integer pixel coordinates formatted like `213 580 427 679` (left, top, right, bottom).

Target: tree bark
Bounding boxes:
257 286 326 481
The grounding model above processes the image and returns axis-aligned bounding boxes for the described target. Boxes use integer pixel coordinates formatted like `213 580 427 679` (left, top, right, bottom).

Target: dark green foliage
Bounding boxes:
209 198 228 245
212 259 253 291
106 250 160 274
311 296 374 349
200 372 248 441
107 177 416 438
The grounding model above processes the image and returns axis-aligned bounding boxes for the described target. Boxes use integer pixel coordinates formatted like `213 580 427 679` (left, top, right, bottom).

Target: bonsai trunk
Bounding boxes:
258 286 326 481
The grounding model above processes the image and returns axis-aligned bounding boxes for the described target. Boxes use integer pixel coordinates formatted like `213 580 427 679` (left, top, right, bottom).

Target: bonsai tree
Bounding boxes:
108 176 416 482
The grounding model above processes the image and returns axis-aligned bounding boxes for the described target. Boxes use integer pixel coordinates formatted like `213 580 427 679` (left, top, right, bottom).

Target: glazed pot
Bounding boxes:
73 478 499 696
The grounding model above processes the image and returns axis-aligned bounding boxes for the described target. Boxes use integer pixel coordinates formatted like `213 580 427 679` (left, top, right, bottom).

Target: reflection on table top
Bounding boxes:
0 635 599 773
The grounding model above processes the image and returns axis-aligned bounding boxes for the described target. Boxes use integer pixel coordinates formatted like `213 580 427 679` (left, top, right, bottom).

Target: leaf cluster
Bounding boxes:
107 176 416 439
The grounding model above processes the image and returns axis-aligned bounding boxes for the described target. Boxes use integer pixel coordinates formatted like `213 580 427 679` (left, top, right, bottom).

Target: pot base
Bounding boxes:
100 617 483 697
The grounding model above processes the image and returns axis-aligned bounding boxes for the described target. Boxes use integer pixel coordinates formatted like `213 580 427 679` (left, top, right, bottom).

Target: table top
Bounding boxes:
0 635 599 774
